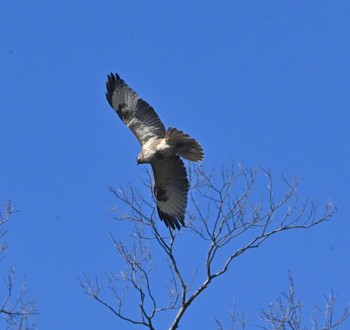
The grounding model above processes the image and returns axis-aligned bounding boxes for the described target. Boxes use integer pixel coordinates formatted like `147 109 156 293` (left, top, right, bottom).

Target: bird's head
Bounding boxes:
137 153 145 165
137 148 156 164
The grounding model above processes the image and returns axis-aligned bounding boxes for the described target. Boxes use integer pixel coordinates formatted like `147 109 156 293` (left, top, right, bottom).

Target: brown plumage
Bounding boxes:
106 73 204 229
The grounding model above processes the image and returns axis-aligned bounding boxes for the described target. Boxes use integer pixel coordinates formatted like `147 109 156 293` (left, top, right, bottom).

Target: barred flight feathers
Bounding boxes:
106 73 204 229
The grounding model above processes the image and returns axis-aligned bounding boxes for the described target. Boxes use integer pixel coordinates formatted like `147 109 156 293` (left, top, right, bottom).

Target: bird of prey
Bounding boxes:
106 73 204 230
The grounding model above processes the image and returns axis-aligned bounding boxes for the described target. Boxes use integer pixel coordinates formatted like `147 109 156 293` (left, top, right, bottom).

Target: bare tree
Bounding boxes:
259 272 350 330
214 273 350 330
81 162 345 329
0 200 37 330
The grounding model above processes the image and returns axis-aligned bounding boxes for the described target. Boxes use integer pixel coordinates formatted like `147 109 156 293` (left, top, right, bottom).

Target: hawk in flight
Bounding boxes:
106 73 204 230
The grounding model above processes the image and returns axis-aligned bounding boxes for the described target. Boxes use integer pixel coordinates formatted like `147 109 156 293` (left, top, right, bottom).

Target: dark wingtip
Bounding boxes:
157 208 185 230
105 73 115 107
105 73 123 107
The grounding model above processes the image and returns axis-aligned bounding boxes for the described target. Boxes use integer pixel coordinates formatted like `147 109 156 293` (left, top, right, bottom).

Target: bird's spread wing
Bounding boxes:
151 156 189 230
106 73 166 145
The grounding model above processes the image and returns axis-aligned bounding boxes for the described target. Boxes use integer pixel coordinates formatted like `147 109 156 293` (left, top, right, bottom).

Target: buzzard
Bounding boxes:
106 73 204 230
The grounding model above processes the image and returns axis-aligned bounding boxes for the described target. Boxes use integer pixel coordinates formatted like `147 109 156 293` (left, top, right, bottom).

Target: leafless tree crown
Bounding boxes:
81 163 345 329
259 273 350 330
0 201 37 330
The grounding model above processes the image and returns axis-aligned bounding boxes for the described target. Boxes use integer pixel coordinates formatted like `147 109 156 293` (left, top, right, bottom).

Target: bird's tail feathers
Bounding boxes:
165 127 204 162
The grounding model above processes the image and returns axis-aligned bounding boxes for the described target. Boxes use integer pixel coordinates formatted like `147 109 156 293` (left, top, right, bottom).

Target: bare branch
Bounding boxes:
312 291 350 330
84 162 341 329
215 301 246 330
0 200 14 260
0 201 37 329
259 273 350 330
0 267 37 330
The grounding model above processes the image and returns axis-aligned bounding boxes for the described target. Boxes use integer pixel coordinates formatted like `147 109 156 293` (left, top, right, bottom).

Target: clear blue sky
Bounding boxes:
1 1 349 329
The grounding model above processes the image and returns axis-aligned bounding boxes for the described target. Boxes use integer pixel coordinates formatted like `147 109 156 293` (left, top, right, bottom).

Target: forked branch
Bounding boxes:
82 163 339 329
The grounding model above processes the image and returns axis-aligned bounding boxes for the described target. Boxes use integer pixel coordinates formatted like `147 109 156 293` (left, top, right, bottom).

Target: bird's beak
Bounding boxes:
137 156 145 165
